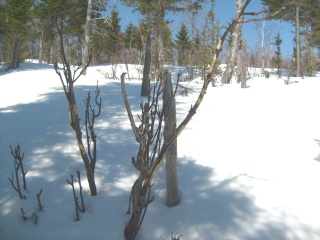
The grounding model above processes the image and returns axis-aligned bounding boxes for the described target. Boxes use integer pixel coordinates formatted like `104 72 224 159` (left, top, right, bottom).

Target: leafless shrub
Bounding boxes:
8 144 27 199
66 170 85 221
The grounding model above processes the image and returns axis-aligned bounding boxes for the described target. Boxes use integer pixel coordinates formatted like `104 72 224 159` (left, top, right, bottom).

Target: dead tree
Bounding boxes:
54 17 101 196
121 1 253 239
83 83 101 182
163 71 180 207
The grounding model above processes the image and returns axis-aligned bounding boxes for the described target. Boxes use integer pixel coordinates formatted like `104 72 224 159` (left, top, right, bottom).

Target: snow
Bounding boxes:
1 63 320 240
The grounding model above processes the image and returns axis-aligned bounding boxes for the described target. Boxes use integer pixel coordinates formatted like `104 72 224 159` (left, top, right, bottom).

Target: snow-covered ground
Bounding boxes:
1 63 320 240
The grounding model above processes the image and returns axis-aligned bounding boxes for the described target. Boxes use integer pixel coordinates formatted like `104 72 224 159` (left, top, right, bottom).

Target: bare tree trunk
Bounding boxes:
295 4 301 77
163 71 180 207
8 37 20 70
261 20 265 73
82 0 93 75
240 38 247 88
141 31 151 96
222 0 243 84
39 30 44 64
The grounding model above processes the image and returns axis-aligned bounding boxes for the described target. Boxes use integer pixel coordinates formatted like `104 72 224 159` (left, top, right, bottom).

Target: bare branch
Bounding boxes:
121 73 140 138
242 0 298 23
36 188 44 211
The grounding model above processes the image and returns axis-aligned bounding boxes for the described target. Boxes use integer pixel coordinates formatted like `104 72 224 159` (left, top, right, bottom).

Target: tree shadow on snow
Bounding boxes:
313 139 320 162
139 156 315 240
0 80 143 218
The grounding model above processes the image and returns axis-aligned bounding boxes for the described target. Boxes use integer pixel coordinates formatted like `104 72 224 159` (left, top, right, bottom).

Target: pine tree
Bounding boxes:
272 33 283 77
91 5 122 64
106 6 122 62
123 22 142 64
1 0 35 68
124 23 139 50
175 23 191 65
262 0 320 76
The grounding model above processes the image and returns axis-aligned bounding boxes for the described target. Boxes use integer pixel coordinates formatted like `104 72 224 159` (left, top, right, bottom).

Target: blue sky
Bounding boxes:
114 0 295 58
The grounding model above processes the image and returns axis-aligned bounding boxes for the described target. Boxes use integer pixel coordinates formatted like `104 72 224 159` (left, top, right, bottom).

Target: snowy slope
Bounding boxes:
1 63 320 240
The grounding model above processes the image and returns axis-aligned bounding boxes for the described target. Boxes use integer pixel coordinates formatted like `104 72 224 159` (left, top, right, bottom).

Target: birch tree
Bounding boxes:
81 0 93 75
222 0 244 84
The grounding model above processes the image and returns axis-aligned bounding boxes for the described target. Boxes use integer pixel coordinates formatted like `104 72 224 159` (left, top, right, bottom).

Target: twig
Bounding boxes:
66 174 80 221
75 170 85 213
36 188 44 211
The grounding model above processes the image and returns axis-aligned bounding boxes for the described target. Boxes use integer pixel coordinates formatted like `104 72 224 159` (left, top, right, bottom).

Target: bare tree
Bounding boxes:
54 17 101 196
8 144 27 199
121 1 253 239
163 71 180 207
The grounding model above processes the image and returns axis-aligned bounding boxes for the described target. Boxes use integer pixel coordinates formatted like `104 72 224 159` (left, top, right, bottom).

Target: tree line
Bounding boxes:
0 0 319 75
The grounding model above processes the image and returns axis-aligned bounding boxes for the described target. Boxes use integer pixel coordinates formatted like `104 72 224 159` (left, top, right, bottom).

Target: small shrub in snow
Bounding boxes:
8 144 27 199
20 208 39 225
66 170 85 221
171 233 183 240
263 71 270 79
36 188 44 211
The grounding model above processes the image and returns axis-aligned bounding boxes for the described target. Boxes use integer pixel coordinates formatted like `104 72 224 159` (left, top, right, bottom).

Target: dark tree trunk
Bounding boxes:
39 30 44 64
141 31 151 96
295 5 301 77
8 37 20 70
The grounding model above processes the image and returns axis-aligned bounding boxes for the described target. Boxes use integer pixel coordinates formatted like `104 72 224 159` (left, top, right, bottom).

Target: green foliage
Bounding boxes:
272 33 282 77
262 0 320 48
263 70 270 78
175 23 191 65
91 6 122 63
123 22 141 50
2 0 34 35
193 0 220 79
0 0 35 62
106 7 122 54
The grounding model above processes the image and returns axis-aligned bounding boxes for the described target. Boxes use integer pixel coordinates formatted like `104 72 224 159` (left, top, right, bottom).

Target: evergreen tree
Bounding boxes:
121 0 184 95
272 33 283 77
123 22 142 64
302 0 320 48
124 22 140 50
91 5 122 63
34 0 91 64
106 6 122 62
262 0 320 76
162 24 174 64
1 0 35 68
175 23 191 65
